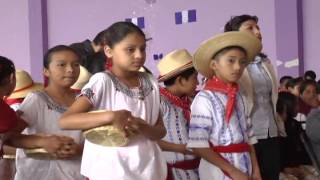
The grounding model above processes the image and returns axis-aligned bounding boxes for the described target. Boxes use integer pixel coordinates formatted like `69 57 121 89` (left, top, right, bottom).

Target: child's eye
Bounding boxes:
140 46 146 53
126 48 135 53
227 59 235 63
73 63 80 67
58 63 65 67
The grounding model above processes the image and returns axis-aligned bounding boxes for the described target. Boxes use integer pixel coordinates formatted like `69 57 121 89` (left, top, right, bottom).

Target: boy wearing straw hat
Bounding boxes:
187 32 262 180
157 49 200 180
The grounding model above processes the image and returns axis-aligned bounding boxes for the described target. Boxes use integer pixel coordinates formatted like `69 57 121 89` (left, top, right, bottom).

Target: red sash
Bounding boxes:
210 143 250 179
166 158 200 180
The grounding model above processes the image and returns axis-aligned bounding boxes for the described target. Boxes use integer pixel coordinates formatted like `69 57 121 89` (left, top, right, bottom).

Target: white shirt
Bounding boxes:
80 71 167 180
16 91 84 180
160 95 199 180
187 90 256 180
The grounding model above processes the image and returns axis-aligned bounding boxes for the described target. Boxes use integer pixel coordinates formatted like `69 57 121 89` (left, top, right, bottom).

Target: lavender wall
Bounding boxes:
303 0 320 79
0 0 30 72
46 0 276 77
275 0 301 78
3 0 316 81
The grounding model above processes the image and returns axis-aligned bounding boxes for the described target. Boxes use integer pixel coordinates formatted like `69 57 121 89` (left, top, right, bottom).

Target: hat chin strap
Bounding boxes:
13 82 34 93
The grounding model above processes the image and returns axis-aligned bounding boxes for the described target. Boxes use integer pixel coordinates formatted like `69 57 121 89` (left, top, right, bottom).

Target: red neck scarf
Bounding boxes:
204 77 239 124
160 87 191 122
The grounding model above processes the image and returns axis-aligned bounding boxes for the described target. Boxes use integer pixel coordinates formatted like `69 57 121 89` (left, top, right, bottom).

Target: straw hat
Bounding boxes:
157 49 193 82
193 31 262 78
7 70 43 99
71 65 92 90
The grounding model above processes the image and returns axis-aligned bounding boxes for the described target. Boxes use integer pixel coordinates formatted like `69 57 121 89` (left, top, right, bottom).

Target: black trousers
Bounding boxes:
254 137 281 180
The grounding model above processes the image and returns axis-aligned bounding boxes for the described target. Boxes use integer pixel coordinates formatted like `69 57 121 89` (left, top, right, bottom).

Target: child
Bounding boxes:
0 56 19 180
13 45 84 180
2 69 43 180
157 49 199 180
59 22 167 180
0 56 19 153
287 77 303 97
187 32 262 180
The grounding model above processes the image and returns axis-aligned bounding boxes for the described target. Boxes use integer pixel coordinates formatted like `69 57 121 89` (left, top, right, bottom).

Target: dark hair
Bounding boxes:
286 77 303 89
223 15 267 58
304 70 316 80
43 45 80 69
164 67 196 87
299 79 317 95
212 46 247 60
93 29 108 46
104 22 145 48
280 75 293 84
316 81 320 94
0 56 15 85
224 15 258 32
277 92 298 119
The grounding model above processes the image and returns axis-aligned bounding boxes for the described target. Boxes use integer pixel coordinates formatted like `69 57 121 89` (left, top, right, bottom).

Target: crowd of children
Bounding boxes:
1 14 320 180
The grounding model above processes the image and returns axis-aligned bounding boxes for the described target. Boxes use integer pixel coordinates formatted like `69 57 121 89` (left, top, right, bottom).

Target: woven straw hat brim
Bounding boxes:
7 83 43 99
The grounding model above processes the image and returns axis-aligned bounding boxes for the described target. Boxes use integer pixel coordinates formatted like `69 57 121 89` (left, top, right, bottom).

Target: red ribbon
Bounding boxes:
204 77 239 124
160 88 191 121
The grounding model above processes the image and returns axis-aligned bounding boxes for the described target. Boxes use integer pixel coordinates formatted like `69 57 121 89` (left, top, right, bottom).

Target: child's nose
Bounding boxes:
135 50 144 59
234 61 241 70
66 64 74 73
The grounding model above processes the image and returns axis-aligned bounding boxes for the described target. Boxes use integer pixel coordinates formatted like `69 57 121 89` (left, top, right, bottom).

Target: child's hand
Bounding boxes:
182 144 194 155
124 117 148 135
55 140 81 159
39 135 73 156
112 110 132 131
230 169 249 180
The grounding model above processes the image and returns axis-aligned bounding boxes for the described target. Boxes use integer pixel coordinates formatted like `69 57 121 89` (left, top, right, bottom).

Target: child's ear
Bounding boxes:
176 76 184 86
104 45 113 58
9 73 15 83
43 68 50 78
209 59 218 71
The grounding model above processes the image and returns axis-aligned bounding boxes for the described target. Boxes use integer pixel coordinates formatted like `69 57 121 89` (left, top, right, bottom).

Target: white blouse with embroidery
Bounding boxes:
79 71 167 180
16 91 84 180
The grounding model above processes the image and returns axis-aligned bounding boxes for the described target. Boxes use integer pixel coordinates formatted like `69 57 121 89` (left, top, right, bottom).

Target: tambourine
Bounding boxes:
83 110 134 147
24 148 56 160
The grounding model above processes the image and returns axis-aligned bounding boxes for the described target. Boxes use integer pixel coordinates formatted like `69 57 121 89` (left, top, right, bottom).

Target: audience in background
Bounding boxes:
304 70 317 81
279 75 293 92
70 29 108 74
277 92 318 180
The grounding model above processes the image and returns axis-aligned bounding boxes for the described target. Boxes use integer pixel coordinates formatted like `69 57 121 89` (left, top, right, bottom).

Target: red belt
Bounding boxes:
166 158 200 180
210 142 250 179
212 143 250 153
